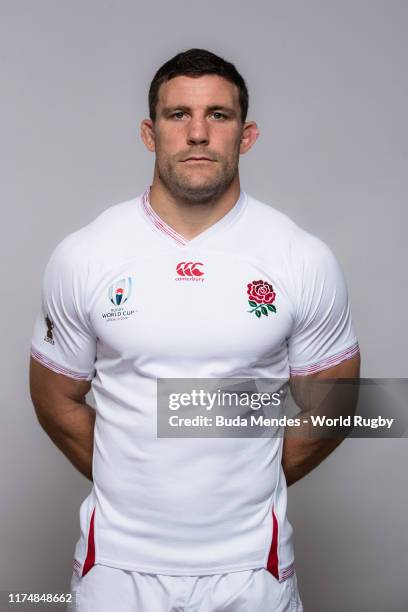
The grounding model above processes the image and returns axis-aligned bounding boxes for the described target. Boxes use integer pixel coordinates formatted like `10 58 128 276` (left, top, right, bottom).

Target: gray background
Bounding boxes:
1 1 407 610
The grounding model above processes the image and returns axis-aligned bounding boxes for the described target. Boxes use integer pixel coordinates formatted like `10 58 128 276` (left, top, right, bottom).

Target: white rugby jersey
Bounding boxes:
31 187 359 578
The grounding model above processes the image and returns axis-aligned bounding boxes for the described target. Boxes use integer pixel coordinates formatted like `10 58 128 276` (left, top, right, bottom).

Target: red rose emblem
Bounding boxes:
247 280 276 304
247 280 277 319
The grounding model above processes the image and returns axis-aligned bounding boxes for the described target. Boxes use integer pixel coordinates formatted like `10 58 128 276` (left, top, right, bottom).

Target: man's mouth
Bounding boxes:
182 156 215 163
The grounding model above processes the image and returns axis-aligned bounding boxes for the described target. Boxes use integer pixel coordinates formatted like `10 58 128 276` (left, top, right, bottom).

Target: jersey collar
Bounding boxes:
139 186 247 248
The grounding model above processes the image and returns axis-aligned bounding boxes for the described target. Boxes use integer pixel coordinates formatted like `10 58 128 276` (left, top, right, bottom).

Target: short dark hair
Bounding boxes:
148 48 249 123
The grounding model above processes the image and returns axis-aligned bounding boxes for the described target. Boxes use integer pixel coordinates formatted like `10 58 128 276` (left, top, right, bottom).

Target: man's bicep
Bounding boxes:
30 356 92 416
289 352 361 413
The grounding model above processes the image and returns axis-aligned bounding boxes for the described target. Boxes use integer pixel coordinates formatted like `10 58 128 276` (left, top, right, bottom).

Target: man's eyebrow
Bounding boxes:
161 105 237 115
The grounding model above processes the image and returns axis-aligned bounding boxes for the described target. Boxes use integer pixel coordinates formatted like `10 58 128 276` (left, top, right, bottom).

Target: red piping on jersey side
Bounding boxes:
82 507 96 576
267 506 279 580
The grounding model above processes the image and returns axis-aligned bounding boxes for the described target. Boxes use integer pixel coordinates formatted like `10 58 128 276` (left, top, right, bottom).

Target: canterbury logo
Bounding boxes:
176 261 204 277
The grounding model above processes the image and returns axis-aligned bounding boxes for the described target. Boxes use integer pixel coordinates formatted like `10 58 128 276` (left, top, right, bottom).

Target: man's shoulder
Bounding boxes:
44 197 143 273
244 192 326 252
84 195 141 240
245 192 294 223
50 195 142 257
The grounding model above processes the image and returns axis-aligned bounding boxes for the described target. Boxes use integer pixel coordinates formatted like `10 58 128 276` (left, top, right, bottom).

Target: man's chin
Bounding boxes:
170 177 223 202
158 163 236 202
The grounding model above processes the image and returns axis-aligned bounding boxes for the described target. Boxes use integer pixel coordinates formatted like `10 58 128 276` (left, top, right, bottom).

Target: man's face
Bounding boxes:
144 75 248 202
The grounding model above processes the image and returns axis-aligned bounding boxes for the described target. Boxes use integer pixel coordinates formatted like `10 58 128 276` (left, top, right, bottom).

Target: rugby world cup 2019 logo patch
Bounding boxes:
102 277 136 322
109 277 132 306
247 279 277 319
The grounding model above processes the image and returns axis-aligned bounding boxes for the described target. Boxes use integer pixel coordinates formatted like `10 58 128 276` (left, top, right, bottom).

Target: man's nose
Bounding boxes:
186 117 209 145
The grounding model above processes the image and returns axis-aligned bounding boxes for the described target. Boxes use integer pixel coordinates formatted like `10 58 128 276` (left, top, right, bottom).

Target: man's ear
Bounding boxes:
140 119 156 152
239 121 260 155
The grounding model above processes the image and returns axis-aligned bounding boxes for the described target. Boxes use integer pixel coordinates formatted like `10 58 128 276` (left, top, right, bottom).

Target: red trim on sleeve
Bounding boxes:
289 341 359 376
30 346 93 381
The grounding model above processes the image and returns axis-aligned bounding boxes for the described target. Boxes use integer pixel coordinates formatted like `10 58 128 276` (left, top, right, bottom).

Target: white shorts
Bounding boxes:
67 563 303 612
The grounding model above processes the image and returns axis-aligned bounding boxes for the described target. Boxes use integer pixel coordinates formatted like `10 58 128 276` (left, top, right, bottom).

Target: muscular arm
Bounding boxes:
282 352 361 486
29 357 95 481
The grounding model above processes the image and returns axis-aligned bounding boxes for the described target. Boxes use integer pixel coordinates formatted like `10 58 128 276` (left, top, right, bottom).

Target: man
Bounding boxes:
29 48 360 611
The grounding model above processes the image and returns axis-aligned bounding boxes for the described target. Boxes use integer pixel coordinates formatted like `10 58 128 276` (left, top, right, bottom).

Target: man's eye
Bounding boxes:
172 111 185 119
170 111 227 120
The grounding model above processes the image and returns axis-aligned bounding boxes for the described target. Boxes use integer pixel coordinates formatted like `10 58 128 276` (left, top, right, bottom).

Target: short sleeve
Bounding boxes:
287 233 359 376
30 234 97 381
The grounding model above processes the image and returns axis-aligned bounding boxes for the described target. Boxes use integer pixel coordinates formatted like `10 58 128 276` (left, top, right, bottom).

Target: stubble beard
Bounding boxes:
156 152 239 205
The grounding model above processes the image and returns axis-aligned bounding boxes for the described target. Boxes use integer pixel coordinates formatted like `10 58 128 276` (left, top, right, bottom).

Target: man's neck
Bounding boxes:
148 178 241 241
